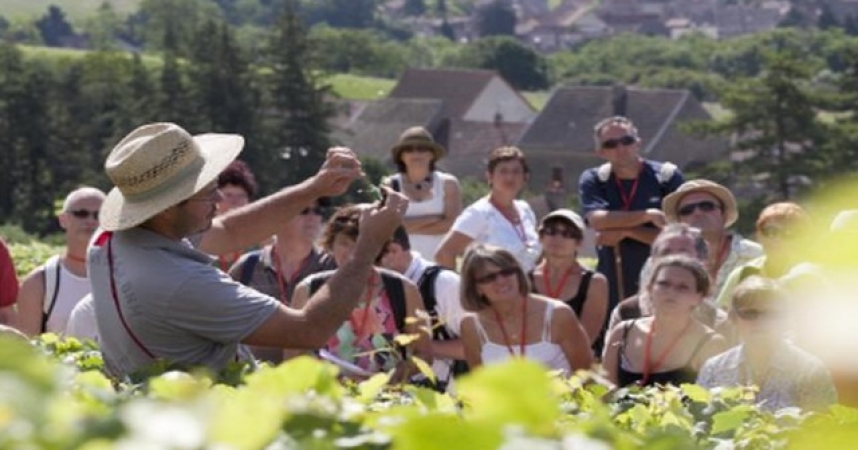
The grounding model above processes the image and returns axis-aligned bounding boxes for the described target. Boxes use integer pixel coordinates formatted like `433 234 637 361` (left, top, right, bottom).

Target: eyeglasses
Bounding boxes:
539 226 581 240
401 146 433 154
734 308 783 321
301 206 325 216
69 209 99 220
678 200 720 216
474 267 518 284
601 135 637 149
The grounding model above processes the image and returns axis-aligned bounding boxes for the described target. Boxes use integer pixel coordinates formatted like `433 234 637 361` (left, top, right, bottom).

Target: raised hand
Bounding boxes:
355 189 409 257
311 147 364 197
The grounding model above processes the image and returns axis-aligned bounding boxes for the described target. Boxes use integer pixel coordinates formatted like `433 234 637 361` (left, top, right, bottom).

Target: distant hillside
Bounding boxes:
0 0 140 23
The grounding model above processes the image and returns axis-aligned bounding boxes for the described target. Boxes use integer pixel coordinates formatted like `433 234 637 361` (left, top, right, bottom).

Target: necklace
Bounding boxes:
541 263 578 299
491 296 529 358
640 318 692 386
406 173 433 190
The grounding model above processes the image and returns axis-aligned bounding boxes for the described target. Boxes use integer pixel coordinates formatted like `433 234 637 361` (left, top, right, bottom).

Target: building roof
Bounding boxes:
388 68 498 120
442 120 529 178
335 98 444 162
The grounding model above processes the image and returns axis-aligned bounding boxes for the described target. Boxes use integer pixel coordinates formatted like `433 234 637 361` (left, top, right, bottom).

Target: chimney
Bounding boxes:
612 84 628 117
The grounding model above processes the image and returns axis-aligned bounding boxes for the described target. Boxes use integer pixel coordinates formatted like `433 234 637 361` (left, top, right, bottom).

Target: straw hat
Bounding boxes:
100 123 243 231
390 126 446 163
662 179 738 228
541 209 585 232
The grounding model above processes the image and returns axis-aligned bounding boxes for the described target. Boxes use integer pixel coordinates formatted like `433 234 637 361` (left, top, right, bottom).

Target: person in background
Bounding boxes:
228 198 336 364
89 122 404 378
458 244 593 374
15 187 105 336
289 205 430 381
215 160 259 271
383 127 462 263
530 209 608 352
378 227 466 391
698 276 836 411
662 179 763 299
436 147 541 272
715 202 810 308
0 238 18 325
579 116 684 317
603 255 726 388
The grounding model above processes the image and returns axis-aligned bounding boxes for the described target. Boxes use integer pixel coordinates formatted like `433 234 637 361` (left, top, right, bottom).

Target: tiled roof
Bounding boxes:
335 98 444 163
389 68 497 119
442 120 529 178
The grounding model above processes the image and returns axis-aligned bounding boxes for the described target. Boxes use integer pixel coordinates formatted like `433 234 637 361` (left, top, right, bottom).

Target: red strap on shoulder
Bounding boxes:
93 231 113 247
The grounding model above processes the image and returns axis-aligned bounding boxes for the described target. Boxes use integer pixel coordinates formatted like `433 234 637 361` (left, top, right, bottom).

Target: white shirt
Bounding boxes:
392 172 457 263
449 197 541 272
46 260 92 334
66 294 99 343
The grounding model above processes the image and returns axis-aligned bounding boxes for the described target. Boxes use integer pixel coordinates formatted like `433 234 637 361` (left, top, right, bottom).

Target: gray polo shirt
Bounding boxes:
88 228 279 377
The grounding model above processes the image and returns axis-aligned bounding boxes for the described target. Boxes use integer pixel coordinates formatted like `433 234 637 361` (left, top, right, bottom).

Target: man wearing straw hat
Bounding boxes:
662 179 763 300
88 123 408 378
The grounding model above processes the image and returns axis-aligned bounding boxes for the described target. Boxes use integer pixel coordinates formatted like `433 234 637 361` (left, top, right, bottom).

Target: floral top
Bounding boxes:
325 285 400 375
697 342 837 412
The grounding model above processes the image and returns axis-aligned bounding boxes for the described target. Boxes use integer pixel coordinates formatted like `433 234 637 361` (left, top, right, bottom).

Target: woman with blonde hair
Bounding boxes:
458 244 593 373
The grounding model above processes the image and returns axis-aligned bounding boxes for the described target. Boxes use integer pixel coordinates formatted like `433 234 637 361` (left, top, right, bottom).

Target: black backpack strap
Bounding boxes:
239 250 261 286
308 276 328 297
575 270 594 301
41 261 62 333
527 271 537 293
381 273 407 332
417 266 453 341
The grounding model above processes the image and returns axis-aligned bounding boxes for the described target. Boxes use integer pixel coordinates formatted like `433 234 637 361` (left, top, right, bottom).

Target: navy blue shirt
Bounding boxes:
578 159 684 311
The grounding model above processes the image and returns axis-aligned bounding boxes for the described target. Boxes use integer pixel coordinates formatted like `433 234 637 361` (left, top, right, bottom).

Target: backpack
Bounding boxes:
308 272 408 333
41 255 62 333
416 265 469 377
238 250 262 286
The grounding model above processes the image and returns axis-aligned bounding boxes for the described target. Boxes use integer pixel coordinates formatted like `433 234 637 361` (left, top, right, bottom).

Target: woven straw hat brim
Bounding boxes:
663 182 738 228
99 134 244 231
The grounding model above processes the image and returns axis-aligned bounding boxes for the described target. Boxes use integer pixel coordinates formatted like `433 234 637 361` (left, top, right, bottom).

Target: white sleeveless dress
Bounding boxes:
474 301 571 374
391 171 456 262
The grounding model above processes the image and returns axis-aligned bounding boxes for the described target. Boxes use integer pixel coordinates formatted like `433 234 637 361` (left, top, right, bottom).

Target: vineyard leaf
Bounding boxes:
357 373 390 403
411 356 436 383
711 407 752 435
390 413 502 450
244 356 343 398
681 384 712 404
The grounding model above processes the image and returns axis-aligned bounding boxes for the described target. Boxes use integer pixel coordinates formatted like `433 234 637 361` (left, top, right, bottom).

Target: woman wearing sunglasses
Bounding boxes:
698 276 836 411
383 127 462 263
530 209 608 351
458 244 594 374
603 255 726 388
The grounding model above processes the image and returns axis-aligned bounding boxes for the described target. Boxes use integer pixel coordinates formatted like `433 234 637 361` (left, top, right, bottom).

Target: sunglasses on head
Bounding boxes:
678 200 720 216
474 267 518 284
540 226 581 240
734 308 783 321
601 135 637 149
69 209 99 220
300 206 325 216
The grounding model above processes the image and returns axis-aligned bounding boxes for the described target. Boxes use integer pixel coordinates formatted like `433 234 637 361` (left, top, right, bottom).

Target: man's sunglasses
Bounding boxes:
539 226 581 240
474 267 518 284
601 135 637 149
69 209 99 220
734 308 783 321
678 201 720 216
301 206 325 216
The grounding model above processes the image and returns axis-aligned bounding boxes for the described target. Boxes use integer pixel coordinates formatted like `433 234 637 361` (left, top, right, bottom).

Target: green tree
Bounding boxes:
260 2 335 188
300 0 378 29
85 1 122 50
35 5 75 47
136 0 222 54
403 0 427 16
448 36 549 90
476 0 515 37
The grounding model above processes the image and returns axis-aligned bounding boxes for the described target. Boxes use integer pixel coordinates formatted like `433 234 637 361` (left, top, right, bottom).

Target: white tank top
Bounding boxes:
391 171 455 262
45 261 91 334
474 301 572 374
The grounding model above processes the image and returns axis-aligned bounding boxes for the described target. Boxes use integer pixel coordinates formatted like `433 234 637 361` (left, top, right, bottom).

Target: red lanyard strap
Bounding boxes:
490 198 528 245
271 245 313 305
640 319 691 386
613 163 643 211
104 233 157 360
491 296 528 358
541 264 576 299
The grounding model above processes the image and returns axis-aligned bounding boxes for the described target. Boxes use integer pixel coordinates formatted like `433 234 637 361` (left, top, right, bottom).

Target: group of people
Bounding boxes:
0 116 843 412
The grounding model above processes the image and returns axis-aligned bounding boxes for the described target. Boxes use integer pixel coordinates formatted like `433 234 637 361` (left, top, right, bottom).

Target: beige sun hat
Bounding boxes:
390 126 446 163
541 208 585 233
662 179 738 228
99 123 244 231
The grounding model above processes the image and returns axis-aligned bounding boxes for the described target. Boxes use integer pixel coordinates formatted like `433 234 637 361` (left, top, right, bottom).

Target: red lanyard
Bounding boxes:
490 197 528 244
491 296 529 358
709 236 731 282
541 264 577 299
218 252 241 271
353 272 380 339
613 163 643 211
271 245 312 304
641 319 692 385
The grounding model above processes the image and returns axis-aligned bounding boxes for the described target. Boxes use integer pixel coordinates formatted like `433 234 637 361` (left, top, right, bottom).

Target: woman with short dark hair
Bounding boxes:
458 244 593 374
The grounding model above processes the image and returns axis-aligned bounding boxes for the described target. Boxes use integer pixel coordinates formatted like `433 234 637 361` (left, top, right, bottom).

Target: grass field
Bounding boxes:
0 0 140 23
326 73 396 100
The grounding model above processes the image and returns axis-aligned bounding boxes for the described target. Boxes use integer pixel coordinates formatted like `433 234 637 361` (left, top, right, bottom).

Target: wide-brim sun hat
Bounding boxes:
541 208 586 233
663 179 738 228
100 122 244 231
390 126 446 163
